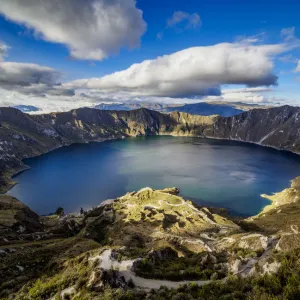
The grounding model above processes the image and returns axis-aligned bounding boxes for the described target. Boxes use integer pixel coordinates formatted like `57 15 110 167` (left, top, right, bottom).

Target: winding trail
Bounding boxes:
91 236 279 290
93 249 210 289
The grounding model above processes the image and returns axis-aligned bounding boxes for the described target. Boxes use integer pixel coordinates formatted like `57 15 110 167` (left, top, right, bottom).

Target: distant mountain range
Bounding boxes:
13 105 41 113
164 102 243 116
94 101 268 117
11 101 267 117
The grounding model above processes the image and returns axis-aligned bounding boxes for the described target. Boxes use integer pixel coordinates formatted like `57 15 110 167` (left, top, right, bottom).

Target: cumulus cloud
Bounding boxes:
65 42 284 98
0 41 75 97
0 61 74 97
0 62 60 87
0 0 146 61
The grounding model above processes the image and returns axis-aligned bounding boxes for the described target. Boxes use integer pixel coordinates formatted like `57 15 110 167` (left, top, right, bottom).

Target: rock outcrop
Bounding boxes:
83 187 239 254
1 185 300 299
260 176 300 214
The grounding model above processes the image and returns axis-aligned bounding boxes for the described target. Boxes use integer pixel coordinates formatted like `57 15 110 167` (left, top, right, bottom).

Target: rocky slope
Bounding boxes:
0 187 238 298
208 105 300 153
1 105 300 192
0 195 42 236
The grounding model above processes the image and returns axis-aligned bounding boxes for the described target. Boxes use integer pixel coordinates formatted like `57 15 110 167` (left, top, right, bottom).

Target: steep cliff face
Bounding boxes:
1 105 300 192
207 105 300 153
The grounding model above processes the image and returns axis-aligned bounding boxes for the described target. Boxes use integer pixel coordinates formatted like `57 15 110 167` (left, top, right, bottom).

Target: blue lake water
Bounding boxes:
7 136 300 216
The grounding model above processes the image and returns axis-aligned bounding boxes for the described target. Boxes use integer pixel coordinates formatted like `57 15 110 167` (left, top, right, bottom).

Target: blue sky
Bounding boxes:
0 0 299 112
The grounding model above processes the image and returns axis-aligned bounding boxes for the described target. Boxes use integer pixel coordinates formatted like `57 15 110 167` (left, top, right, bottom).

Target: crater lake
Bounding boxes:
7 136 300 216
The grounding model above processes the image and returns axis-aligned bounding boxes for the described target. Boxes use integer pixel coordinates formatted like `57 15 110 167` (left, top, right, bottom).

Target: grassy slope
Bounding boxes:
1 182 300 299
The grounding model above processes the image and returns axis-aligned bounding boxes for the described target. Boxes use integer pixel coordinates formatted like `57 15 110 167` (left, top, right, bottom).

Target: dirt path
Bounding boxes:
95 249 210 289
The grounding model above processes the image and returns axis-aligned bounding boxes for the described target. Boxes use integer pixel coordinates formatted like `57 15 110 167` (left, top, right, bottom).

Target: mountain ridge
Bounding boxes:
1 105 300 192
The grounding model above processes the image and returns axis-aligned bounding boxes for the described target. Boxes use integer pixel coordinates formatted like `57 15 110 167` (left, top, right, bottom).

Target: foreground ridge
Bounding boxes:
1 184 300 299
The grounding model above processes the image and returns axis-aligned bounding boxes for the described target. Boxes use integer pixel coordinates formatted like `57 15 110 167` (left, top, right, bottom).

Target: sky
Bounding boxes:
0 0 300 113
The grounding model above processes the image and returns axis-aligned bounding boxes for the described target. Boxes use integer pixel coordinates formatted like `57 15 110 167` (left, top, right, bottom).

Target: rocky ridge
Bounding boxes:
1 182 300 299
1 105 300 192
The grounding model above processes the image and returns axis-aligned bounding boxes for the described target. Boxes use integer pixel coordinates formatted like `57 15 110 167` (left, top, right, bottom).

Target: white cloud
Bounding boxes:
234 32 266 45
0 62 74 97
0 63 74 98
157 11 201 39
221 90 268 103
0 41 9 61
200 85 300 106
281 27 296 42
0 0 146 61
156 32 164 40
65 42 284 98
0 88 88 113
201 88 283 105
295 60 300 72
0 42 75 97
167 11 201 29
222 87 273 94
278 54 298 63
0 62 60 87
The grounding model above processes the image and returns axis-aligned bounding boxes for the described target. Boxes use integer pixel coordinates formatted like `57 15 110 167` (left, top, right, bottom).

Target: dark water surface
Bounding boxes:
7 136 300 216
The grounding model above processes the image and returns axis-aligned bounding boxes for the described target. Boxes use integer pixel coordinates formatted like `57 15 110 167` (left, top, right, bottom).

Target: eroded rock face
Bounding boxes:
275 234 300 252
147 247 178 262
238 234 269 252
88 262 133 292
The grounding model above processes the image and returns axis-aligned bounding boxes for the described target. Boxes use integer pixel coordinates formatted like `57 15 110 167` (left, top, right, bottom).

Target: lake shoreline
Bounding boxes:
4 135 299 219
4 132 300 195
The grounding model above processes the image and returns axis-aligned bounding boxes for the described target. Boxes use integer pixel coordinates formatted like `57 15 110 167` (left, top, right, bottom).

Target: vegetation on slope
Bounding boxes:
1 174 300 299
